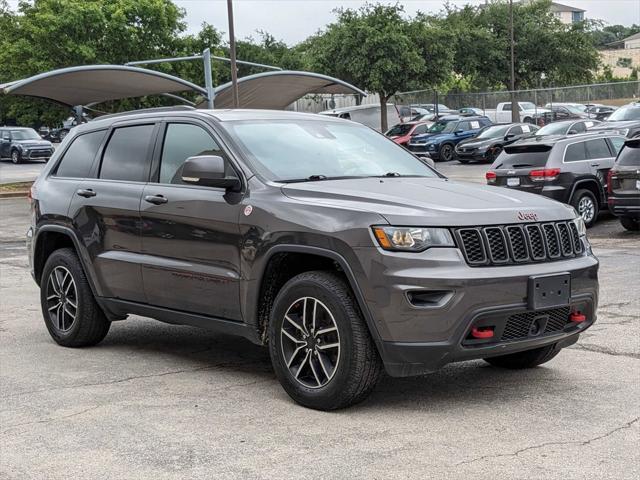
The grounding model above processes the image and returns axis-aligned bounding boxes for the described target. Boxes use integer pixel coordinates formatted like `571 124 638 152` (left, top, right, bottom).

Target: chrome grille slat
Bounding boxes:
456 221 583 267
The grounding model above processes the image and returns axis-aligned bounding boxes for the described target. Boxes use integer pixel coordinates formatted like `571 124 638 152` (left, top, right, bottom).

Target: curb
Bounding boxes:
0 191 29 199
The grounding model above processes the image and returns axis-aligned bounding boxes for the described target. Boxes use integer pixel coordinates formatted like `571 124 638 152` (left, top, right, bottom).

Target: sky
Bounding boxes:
174 0 640 44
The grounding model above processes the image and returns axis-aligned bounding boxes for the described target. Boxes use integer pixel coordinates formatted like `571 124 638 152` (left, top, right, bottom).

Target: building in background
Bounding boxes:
549 2 585 24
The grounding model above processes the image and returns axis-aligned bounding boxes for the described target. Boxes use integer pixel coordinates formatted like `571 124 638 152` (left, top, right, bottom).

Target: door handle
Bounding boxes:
76 188 96 198
144 194 168 205
591 163 600 167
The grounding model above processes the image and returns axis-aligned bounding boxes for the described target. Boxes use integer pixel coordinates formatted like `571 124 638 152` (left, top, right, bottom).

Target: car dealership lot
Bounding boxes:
1 181 639 478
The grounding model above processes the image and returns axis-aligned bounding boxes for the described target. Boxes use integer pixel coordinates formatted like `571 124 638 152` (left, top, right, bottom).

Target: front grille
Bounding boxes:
501 307 571 341
455 221 584 266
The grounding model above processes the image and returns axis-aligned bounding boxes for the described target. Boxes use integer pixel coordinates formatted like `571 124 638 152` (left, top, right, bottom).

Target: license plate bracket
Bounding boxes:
528 273 571 310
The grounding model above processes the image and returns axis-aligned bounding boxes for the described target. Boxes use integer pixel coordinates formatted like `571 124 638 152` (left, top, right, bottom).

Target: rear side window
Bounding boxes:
158 123 226 185
55 130 106 178
585 138 612 159
609 137 625 154
616 143 640 166
99 125 155 182
564 142 587 162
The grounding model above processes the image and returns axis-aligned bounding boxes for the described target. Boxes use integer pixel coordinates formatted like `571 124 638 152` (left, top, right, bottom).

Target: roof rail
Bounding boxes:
93 105 196 122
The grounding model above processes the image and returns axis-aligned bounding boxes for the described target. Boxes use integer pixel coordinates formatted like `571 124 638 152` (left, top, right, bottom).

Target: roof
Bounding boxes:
203 109 340 122
206 71 366 110
1 65 207 107
621 32 640 43
549 2 585 13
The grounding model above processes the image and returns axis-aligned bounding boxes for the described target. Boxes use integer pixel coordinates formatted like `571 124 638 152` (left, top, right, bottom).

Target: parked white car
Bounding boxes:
482 102 550 124
318 104 401 131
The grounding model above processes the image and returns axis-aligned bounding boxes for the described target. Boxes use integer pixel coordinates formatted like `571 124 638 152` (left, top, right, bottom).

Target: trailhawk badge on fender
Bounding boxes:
517 211 539 221
244 205 253 216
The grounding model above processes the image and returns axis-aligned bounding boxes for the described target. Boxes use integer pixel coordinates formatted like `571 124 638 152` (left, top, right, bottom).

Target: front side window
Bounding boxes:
55 130 107 178
159 123 226 185
99 124 155 182
223 119 438 182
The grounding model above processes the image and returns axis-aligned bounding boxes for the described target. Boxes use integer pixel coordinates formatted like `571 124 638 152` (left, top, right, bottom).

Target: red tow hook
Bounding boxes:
570 311 587 323
471 326 495 339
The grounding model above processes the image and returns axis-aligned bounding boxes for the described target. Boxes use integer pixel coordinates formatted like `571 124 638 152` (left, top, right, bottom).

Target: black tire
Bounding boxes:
268 271 382 410
11 149 21 164
439 143 455 162
484 344 560 369
40 248 110 347
571 189 599 228
620 216 640 231
487 145 503 163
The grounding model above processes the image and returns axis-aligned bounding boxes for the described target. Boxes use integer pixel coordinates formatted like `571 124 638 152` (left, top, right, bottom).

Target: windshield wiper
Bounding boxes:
307 174 328 181
382 172 401 177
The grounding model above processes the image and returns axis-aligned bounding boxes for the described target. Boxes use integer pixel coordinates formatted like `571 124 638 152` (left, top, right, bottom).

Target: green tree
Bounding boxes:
305 3 453 131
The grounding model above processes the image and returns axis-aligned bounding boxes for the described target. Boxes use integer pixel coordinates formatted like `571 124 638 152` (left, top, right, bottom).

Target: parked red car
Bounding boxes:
385 121 430 146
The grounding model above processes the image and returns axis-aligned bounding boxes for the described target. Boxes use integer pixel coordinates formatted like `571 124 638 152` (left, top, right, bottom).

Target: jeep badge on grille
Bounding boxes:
517 211 539 221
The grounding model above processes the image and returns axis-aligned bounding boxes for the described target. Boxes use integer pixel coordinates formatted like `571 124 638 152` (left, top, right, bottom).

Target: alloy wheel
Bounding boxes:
578 196 595 223
11 151 19 164
46 266 78 332
280 297 341 389
441 145 453 161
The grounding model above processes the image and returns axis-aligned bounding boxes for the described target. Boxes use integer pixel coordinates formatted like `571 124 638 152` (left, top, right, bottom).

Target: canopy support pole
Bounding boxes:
203 49 215 109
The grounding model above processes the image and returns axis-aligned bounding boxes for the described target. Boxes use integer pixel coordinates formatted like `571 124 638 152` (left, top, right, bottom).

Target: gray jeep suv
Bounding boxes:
28 108 599 410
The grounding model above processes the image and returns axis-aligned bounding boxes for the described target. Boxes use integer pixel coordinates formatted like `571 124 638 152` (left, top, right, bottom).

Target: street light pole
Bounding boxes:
509 0 518 123
227 0 240 108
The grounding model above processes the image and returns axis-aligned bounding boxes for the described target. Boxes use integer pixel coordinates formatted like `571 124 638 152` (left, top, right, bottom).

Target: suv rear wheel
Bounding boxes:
268 271 382 410
484 344 560 369
571 189 598 228
40 248 110 347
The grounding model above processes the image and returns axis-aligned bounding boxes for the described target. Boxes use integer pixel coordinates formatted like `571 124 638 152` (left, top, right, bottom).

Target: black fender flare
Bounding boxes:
569 178 606 205
250 244 384 350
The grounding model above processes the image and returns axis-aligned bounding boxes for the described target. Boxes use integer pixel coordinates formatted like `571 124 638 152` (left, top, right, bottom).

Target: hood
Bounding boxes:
590 120 639 130
456 137 494 149
13 139 52 147
281 177 575 226
412 132 453 143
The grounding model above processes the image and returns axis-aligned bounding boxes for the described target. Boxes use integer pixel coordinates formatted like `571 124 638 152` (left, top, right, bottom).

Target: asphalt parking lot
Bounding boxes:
1 167 639 479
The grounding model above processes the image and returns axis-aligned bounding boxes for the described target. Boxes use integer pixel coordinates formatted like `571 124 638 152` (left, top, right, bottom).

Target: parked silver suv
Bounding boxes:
28 108 599 410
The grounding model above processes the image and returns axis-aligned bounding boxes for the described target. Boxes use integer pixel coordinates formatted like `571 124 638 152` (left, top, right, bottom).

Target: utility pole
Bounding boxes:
227 0 240 108
509 0 518 123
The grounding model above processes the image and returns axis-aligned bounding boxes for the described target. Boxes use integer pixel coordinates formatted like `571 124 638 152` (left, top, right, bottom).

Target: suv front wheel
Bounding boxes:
40 248 110 347
268 271 382 410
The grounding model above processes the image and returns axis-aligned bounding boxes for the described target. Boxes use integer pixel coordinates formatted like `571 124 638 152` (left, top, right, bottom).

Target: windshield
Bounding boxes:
607 105 640 121
477 125 511 139
386 124 413 136
10 129 40 140
535 122 569 136
565 104 586 114
223 119 438 182
427 120 456 134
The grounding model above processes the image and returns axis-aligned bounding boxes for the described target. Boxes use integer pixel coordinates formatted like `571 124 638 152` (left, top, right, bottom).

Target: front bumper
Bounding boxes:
408 144 438 159
22 148 53 160
352 246 598 377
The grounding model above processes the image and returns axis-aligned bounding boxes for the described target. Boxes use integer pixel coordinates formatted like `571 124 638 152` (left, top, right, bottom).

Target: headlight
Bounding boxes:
573 217 587 237
372 226 454 252
428 144 436 150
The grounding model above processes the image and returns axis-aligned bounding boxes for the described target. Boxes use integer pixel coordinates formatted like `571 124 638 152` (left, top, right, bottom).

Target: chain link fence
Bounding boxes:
393 81 640 114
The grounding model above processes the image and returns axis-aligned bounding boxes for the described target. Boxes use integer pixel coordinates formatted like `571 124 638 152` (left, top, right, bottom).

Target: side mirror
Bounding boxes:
505 133 515 140
455 129 464 135
567 129 578 135
181 155 241 191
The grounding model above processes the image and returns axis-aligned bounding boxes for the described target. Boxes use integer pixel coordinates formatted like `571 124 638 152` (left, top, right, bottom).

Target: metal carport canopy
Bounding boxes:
1 66 366 110
204 70 367 109
0 65 208 107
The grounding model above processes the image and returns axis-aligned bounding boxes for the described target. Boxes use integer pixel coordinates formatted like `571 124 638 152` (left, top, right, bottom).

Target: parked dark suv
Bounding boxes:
486 133 625 227
0 127 54 163
608 137 640 231
28 107 599 410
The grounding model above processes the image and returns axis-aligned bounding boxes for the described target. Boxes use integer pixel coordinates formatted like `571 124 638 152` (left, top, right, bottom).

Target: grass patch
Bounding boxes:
0 181 32 192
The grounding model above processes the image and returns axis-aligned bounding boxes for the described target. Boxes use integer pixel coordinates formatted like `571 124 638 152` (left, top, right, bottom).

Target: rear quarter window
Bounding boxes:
55 130 107 178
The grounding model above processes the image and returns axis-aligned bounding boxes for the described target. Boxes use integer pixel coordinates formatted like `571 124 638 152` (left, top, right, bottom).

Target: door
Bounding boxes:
68 123 157 302
584 137 616 191
139 122 243 321
1 130 11 157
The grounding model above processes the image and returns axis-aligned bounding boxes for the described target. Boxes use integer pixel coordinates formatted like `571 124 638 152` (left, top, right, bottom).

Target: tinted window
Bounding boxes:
159 124 224 185
412 124 428 135
570 122 587 133
585 139 612 159
2 130 10 140
494 145 552 168
55 130 107 178
564 142 587 162
99 125 155 182
501 103 511 111
616 144 640 166
509 126 523 135
458 121 471 131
